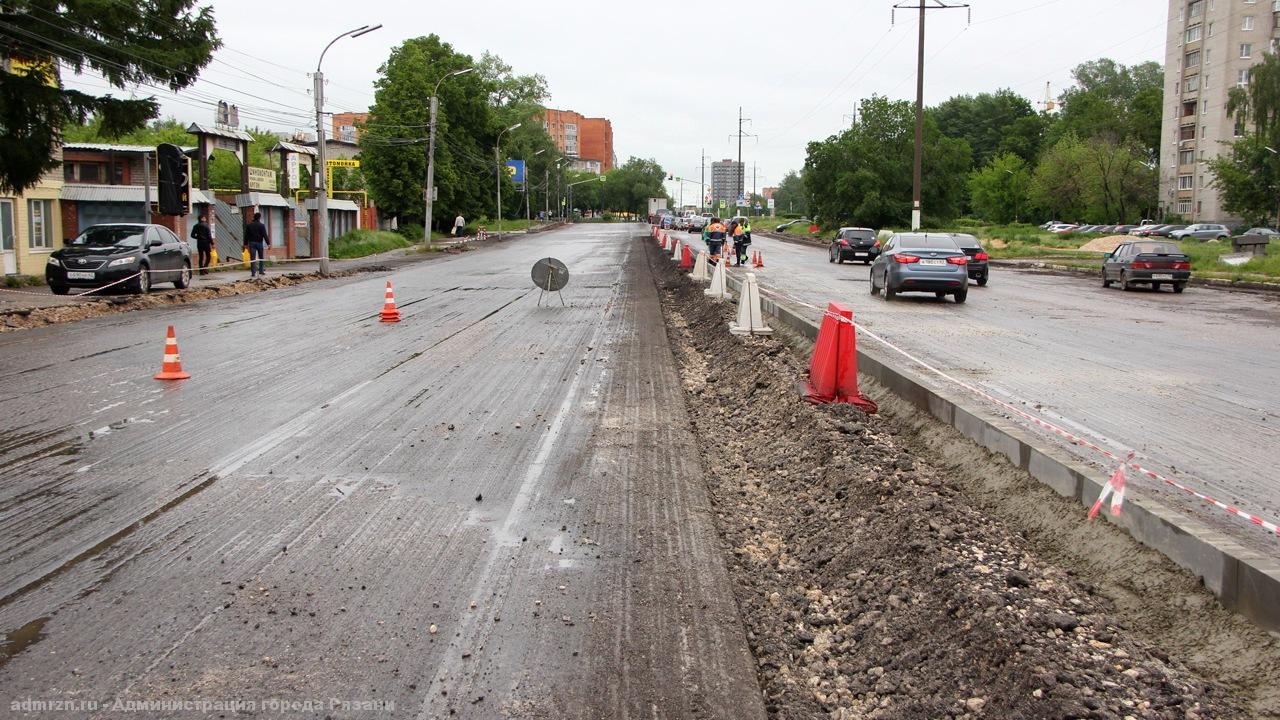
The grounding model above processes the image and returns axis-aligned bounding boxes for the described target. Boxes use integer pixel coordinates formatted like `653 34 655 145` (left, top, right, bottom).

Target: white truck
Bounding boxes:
647 198 668 220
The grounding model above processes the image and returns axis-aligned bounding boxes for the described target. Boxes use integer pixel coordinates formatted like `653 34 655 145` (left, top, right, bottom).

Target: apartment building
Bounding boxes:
1159 0 1277 223
710 159 744 212
543 109 615 173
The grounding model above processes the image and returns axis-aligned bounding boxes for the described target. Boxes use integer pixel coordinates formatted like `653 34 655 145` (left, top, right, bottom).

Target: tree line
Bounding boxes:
794 58 1163 229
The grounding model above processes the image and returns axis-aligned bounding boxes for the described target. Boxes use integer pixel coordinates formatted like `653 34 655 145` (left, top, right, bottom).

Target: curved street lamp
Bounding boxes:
314 24 381 275
424 67 474 246
495 122 522 235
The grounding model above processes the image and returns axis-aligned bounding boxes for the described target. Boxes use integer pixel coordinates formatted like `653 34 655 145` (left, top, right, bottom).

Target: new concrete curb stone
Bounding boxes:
721 271 1280 634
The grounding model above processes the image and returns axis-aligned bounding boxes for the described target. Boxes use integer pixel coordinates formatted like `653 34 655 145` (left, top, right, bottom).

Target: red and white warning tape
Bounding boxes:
760 286 1280 537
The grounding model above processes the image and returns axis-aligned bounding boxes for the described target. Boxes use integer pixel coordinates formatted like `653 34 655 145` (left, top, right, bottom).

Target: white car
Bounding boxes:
1047 223 1079 234
1129 224 1162 236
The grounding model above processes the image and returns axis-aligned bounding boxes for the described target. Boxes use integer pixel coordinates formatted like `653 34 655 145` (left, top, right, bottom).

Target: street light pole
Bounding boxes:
495 122 522 235
424 67 473 246
526 148 544 226
315 24 381 275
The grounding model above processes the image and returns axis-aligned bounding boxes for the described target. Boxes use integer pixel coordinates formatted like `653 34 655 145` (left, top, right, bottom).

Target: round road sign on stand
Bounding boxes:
532 257 569 306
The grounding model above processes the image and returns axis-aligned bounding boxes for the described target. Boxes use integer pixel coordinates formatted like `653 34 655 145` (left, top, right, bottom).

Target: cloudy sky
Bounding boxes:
65 0 1167 202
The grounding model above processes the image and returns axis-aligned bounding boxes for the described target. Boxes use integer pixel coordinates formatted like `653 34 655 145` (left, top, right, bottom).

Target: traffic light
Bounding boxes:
157 143 190 216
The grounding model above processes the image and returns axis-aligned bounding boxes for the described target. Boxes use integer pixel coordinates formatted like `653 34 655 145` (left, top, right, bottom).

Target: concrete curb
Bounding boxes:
721 271 1280 634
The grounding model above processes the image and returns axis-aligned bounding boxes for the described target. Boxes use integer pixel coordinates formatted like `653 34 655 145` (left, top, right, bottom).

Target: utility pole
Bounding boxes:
728 109 756 215
893 0 968 230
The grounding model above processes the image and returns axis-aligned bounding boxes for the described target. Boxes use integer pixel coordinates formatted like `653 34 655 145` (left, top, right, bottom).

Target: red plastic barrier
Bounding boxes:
804 302 877 413
680 243 693 269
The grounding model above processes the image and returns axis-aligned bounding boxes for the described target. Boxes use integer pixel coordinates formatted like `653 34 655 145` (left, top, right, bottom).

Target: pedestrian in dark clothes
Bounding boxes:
191 212 213 275
244 212 269 277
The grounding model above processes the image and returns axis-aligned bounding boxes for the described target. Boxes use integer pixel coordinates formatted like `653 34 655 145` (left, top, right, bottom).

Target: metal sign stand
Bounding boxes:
532 257 569 307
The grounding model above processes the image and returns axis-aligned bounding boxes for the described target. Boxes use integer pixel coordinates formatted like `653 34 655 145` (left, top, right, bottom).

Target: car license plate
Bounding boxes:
855 252 868 257
66 271 95 279
1151 273 1173 279
919 259 946 266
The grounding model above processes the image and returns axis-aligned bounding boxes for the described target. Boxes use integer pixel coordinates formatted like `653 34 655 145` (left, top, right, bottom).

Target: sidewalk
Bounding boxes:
0 225 561 313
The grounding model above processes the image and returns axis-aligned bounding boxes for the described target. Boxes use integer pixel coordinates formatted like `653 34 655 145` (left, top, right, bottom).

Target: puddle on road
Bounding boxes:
0 616 49 670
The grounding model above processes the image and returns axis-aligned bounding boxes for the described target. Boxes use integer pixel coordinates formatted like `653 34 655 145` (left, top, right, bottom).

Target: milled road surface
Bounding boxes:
696 230 1280 554
0 223 765 718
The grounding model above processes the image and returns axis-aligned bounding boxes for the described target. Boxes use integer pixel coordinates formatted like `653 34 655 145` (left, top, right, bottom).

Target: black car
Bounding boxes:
1101 240 1191 293
46 223 192 295
829 226 879 264
1147 224 1186 237
951 233 990 286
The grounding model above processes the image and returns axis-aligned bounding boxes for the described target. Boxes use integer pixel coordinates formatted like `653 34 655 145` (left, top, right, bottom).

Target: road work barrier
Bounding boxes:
380 280 401 323
690 251 710 282
704 257 731 300
719 272 1280 633
803 302 877 413
671 238 682 262
154 325 191 381
680 243 693 269
728 273 772 336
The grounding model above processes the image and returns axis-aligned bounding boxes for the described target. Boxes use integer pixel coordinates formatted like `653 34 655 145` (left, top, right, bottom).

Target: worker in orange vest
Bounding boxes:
705 218 727 263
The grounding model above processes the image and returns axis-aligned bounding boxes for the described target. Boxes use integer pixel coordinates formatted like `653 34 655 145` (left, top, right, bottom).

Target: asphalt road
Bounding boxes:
0 223 765 718
696 229 1280 555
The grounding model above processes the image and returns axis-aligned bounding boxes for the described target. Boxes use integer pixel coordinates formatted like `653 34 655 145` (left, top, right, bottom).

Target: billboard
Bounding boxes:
505 159 526 185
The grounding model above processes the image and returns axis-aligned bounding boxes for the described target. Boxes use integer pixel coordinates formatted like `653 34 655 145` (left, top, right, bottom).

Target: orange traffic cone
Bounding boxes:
753 251 764 268
380 280 401 323
154 325 191 381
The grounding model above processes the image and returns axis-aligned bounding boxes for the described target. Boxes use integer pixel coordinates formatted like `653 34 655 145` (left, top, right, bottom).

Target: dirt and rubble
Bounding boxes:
643 236 1274 719
0 267 391 333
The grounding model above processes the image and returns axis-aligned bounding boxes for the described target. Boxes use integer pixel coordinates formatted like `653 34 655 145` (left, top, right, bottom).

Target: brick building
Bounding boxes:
332 112 368 143
543 108 615 173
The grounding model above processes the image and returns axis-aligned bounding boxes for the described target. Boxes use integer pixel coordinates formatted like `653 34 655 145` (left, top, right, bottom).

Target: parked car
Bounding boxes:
775 218 811 232
1047 223 1079 234
1147 224 1186 237
869 233 970 303
1170 223 1229 241
1128 224 1163 236
1039 220 1062 230
951 233 990 286
46 223 192 295
1101 240 1191 293
1238 227 1280 237
1075 225 1098 233
686 214 707 232
828 227 879 264
1112 224 1138 234
1094 225 1116 234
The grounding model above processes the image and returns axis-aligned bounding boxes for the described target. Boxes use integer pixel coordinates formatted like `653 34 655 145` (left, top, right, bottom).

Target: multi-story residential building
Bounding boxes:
1159 0 1275 223
332 112 368 143
711 159 744 212
543 109 615 173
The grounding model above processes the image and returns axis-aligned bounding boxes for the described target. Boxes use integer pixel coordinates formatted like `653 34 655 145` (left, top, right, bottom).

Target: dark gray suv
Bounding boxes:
869 233 971 303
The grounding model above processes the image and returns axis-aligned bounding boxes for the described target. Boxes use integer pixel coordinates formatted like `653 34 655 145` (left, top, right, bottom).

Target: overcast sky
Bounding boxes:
65 0 1167 203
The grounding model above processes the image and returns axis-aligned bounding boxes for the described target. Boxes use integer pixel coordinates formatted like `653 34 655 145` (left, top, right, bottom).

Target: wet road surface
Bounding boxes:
0 224 764 718
703 230 1280 555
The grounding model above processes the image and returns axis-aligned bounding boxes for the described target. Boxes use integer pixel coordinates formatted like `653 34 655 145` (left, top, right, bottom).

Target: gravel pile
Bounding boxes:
647 239 1247 720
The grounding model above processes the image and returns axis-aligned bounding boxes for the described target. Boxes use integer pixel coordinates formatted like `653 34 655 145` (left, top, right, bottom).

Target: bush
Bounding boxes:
329 229 412 259
396 223 425 241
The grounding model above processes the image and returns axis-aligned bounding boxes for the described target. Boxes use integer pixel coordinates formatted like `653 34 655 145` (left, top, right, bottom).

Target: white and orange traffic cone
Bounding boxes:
380 280 401 323
154 325 191 381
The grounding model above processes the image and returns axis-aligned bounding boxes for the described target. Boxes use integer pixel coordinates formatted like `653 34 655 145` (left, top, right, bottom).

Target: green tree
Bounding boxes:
1028 133 1155 223
1029 134 1090 221
804 95 971 229
1208 52 1280 225
601 158 667 215
1051 59 1163 160
360 35 558 229
772 170 809 216
933 89 1045 167
0 1 219 193
968 153 1030 224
